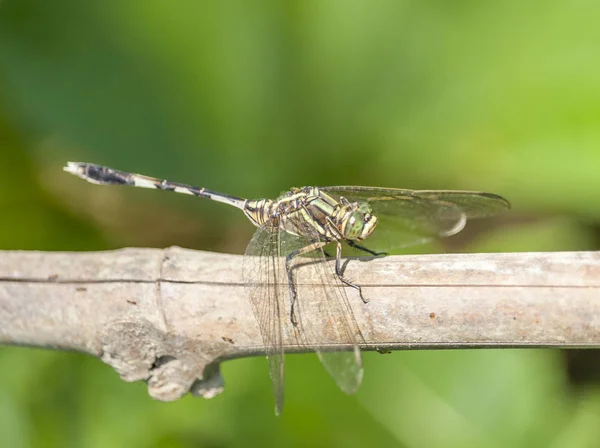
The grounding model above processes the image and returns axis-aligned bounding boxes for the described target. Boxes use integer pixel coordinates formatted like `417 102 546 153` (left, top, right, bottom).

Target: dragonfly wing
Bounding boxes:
410 190 510 218
278 226 365 395
320 186 510 218
242 225 287 415
317 349 362 394
321 187 510 252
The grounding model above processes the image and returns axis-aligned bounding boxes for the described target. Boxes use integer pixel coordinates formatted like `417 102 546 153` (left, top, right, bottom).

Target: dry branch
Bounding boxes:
1 247 599 401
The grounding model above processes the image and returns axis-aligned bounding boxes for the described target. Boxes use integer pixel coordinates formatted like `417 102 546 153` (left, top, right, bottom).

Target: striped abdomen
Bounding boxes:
244 198 277 228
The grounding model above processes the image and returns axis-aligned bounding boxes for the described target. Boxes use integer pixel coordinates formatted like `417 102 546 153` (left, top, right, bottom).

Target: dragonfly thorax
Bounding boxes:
244 187 377 243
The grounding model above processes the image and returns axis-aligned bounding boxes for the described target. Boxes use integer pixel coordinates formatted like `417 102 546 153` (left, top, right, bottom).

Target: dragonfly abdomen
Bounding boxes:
244 199 278 228
63 162 247 209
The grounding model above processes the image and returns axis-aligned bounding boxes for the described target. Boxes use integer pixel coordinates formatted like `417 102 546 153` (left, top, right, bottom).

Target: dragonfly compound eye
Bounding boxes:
342 211 366 240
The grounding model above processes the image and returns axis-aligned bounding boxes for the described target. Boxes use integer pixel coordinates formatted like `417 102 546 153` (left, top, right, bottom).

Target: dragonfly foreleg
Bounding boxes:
346 240 388 257
285 241 328 326
335 241 369 304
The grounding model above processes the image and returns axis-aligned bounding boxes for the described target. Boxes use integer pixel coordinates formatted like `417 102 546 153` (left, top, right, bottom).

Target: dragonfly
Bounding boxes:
64 161 510 414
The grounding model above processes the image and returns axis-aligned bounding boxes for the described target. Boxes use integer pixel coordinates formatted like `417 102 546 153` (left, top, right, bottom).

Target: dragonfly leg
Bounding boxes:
335 242 369 303
285 252 299 326
285 241 327 326
347 240 387 257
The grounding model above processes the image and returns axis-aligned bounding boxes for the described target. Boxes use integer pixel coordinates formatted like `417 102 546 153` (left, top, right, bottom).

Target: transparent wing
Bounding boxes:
320 187 510 218
242 225 286 415
243 221 365 411
320 186 510 252
278 224 365 396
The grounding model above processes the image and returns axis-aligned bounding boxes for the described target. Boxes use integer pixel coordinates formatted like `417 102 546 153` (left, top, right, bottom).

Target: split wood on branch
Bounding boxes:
0 247 599 401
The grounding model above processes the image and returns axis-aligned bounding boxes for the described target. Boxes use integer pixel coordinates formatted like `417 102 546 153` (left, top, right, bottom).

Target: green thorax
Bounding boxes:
243 187 377 242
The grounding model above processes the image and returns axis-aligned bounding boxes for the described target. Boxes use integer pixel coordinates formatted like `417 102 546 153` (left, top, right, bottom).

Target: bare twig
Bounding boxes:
1 248 599 401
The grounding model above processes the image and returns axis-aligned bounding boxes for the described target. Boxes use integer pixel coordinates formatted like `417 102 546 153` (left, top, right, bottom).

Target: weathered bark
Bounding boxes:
1 248 598 401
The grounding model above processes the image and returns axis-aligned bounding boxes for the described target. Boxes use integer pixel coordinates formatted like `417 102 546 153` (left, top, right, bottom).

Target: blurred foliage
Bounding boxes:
1 0 600 447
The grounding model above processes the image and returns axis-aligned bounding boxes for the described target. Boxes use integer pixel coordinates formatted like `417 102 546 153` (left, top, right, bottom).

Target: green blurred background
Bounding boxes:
1 1 600 447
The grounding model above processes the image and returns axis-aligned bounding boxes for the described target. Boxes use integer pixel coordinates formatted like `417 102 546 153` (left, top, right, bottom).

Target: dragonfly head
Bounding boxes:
339 202 378 241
